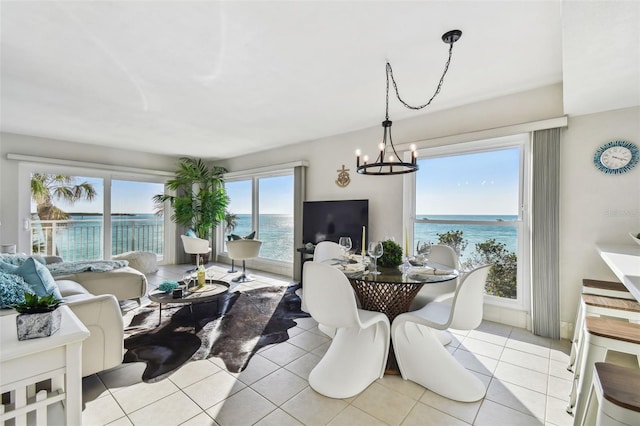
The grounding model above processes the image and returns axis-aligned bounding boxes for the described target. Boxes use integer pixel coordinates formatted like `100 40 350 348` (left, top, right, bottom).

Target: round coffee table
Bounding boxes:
148 279 230 327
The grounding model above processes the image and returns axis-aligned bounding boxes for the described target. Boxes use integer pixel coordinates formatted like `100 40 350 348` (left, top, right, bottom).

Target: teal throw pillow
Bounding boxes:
0 270 34 308
8 257 62 299
185 229 197 237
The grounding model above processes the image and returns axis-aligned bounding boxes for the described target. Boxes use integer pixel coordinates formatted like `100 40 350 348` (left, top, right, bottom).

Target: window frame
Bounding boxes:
404 134 531 311
219 169 295 266
19 161 173 263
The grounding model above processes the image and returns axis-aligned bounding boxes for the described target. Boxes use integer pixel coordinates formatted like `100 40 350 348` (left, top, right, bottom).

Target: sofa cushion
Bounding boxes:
0 258 62 299
56 279 91 297
0 270 35 308
113 251 158 274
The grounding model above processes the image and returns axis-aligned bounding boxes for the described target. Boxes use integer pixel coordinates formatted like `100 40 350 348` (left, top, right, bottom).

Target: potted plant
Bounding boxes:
154 157 229 262
224 210 238 241
378 239 403 268
13 293 63 340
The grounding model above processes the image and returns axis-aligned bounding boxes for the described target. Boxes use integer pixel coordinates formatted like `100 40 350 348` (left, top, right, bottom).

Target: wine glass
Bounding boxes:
181 272 194 291
416 241 432 265
338 236 352 266
367 241 383 275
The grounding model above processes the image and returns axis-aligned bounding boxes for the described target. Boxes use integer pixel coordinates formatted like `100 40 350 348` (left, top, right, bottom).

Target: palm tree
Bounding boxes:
153 157 228 241
30 173 97 254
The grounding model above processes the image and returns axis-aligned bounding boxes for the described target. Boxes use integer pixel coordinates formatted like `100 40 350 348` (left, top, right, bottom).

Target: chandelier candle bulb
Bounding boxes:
356 149 361 167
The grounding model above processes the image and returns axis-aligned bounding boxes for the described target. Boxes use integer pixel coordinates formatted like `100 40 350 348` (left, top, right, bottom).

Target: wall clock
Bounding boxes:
593 140 639 175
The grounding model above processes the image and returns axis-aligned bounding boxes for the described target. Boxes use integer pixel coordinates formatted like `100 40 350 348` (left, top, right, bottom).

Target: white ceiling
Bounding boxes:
1 1 638 160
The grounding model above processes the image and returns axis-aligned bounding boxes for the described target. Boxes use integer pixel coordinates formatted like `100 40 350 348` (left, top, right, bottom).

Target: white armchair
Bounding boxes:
181 235 212 268
303 261 389 398
391 264 490 402
226 239 262 282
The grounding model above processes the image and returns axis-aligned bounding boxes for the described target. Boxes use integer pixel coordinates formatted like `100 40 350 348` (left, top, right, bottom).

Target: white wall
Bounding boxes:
559 107 640 337
0 132 181 253
217 84 565 244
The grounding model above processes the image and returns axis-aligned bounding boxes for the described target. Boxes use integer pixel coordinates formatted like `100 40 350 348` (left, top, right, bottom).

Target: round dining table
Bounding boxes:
346 262 459 373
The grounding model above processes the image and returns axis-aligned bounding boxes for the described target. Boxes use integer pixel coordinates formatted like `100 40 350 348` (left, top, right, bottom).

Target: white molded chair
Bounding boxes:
303 261 390 399
410 244 459 311
226 239 262 282
392 264 491 402
308 241 350 337
313 241 344 262
181 235 211 268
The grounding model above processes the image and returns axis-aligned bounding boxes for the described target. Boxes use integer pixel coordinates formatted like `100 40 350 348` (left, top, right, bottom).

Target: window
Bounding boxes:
27 169 167 261
411 135 529 305
223 173 294 263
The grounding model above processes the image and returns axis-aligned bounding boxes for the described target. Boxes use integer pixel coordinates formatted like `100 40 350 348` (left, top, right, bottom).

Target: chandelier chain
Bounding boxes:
386 43 454 111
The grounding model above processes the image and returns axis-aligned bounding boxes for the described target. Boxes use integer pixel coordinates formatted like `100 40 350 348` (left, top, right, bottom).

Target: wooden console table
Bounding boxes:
596 243 640 301
0 305 90 425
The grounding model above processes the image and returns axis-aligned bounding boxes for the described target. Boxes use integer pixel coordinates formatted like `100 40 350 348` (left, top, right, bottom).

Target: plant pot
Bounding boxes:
16 309 62 340
190 253 210 265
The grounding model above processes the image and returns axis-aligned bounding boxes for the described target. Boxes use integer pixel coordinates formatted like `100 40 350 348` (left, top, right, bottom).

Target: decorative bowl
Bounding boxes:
630 232 640 246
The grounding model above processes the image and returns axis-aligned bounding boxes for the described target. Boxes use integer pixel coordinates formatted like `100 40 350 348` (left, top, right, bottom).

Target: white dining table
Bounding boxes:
596 243 640 301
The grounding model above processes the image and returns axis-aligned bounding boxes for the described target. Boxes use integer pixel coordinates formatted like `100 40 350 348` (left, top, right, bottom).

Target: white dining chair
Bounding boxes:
313 241 344 262
392 264 491 402
303 241 348 336
410 244 459 312
302 261 390 399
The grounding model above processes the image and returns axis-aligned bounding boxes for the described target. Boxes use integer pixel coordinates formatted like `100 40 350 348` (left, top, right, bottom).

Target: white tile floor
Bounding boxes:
82 263 575 426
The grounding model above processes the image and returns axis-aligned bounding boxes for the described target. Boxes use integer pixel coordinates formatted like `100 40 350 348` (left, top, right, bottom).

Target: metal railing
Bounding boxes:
30 218 164 261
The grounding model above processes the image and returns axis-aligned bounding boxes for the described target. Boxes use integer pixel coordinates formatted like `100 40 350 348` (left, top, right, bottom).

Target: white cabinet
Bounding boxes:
0 305 89 425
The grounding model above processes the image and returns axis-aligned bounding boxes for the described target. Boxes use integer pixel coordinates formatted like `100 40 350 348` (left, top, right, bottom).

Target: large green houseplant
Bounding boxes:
153 157 229 241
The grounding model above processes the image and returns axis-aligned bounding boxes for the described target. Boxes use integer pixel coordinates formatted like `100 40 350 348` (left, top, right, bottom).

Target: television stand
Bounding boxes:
296 247 315 285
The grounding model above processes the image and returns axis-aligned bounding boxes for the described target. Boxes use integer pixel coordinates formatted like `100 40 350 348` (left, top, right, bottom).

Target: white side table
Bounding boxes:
0 305 90 425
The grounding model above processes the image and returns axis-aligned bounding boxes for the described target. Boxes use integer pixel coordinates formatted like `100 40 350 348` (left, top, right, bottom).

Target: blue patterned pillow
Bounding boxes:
0 270 34 308
0 254 46 265
1 258 62 299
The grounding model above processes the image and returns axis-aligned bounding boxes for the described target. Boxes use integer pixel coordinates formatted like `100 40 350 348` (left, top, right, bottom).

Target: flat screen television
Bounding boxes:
303 199 368 252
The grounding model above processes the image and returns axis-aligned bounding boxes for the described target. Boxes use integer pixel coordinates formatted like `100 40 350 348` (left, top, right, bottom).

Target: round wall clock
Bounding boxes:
593 140 639 174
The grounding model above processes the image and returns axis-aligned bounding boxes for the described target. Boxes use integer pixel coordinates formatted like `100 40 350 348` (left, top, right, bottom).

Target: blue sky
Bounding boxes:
32 178 164 214
226 175 294 215
416 148 520 215
33 148 517 216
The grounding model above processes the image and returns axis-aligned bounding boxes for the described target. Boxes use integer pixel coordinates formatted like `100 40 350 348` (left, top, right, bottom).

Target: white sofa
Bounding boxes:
46 257 148 377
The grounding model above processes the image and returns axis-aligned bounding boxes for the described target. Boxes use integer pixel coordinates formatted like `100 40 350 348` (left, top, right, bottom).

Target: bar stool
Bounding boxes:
569 317 640 425
582 362 640 425
582 279 634 300
568 279 636 372
568 293 640 372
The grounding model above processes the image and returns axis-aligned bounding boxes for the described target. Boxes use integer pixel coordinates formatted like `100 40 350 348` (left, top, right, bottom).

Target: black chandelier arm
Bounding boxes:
386 41 455 111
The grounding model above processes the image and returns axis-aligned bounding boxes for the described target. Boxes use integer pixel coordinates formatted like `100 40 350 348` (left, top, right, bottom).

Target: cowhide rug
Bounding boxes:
123 284 309 382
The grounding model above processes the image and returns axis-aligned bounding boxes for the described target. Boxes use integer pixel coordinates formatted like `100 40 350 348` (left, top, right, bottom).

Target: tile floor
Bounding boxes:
81 262 575 426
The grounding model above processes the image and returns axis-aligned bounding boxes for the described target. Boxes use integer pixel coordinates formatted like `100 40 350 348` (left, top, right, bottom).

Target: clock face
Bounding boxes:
594 141 639 174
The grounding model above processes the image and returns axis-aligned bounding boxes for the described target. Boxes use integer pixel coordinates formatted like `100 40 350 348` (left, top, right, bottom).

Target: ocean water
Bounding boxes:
31 213 164 261
36 213 517 264
415 214 518 261
230 214 294 263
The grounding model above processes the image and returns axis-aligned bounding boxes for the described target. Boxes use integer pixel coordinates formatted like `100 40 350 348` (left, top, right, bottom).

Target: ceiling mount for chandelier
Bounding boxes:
356 29 462 175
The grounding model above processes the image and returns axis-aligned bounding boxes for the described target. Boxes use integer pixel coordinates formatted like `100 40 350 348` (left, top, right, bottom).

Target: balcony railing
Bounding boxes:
30 218 164 261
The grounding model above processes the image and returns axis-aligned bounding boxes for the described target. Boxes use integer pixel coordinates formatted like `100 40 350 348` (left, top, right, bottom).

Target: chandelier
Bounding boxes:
356 29 462 175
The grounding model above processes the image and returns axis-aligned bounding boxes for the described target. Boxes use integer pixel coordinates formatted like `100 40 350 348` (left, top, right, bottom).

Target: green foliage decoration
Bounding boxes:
153 157 229 240
13 293 62 314
378 240 403 267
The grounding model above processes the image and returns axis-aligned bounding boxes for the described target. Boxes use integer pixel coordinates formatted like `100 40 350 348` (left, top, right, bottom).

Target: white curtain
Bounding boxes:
531 128 561 339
